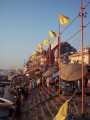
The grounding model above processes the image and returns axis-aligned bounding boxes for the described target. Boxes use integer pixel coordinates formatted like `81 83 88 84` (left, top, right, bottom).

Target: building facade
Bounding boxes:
69 48 90 64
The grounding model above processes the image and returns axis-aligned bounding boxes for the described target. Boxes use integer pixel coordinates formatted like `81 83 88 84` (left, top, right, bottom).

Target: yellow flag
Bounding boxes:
31 55 36 60
36 43 43 53
31 51 36 60
54 100 69 120
48 30 56 38
37 43 43 50
58 15 69 25
42 39 49 46
32 51 36 56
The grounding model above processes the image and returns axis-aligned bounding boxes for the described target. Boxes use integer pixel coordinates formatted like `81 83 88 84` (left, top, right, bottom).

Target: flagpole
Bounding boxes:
80 0 85 114
58 20 61 95
57 15 70 95
48 38 51 95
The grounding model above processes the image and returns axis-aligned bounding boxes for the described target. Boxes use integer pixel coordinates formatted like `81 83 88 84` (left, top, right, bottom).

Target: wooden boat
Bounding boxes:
0 98 14 118
0 97 13 107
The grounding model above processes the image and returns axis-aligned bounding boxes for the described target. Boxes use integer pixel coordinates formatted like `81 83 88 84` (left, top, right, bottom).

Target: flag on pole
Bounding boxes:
42 39 49 46
48 30 56 38
31 51 37 60
36 43 43 53
32 51 36 57
58 15 70 25
54 100 69 120
37 43 43 49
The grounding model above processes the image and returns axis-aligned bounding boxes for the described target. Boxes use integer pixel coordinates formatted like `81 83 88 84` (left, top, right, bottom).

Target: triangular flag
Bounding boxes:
54 100 69 120
48 30 56 38
58 15 70 25
42 39 49 46
36 43 43 53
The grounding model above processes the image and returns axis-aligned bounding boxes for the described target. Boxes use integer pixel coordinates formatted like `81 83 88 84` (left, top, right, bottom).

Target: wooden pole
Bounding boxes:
58 23 61 95
48 40 51 94
80 0 85 114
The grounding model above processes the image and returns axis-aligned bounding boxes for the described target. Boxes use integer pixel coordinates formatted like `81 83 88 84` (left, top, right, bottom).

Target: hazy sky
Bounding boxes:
0 0 90 69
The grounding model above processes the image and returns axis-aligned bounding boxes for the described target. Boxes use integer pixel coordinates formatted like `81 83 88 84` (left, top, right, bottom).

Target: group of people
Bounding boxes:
28 79 42 91
28 77 52 91
13 85 28 119
33 76 90 95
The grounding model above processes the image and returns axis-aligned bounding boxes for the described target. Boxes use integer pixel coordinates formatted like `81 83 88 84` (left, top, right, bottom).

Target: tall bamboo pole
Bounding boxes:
58 23 61 95
48 39 51 94
80 0 85 114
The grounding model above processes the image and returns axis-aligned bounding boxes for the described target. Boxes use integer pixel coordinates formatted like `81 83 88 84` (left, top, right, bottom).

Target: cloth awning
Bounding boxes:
60 63 87 81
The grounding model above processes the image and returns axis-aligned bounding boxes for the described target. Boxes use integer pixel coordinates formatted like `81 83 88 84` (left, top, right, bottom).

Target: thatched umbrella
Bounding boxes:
43 70 51 77
60 63 87 81
43 65 58 77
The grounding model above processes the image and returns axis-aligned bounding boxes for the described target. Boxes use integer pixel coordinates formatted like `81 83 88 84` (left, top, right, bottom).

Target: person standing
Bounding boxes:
0 86 4 97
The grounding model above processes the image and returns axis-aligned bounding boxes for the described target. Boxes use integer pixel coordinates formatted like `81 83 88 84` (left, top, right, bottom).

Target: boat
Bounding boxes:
0 98 13 107
0 98 14 118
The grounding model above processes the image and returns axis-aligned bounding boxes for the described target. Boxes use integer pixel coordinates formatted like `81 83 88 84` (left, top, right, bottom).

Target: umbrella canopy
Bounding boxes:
43 65 58 77
43 70 51 77
60 63 87 81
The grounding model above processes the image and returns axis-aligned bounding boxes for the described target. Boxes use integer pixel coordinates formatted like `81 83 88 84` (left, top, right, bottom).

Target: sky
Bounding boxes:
0 0 90 69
